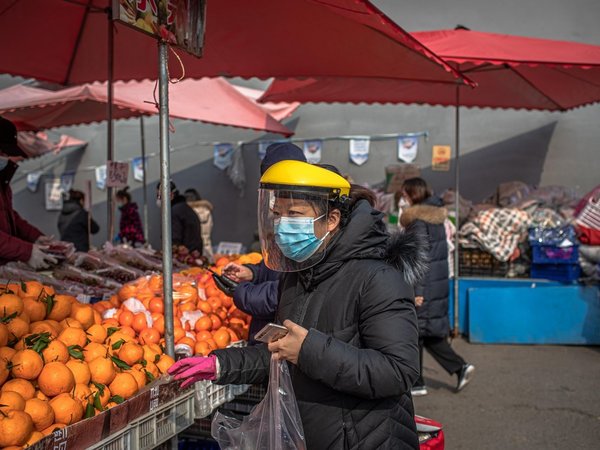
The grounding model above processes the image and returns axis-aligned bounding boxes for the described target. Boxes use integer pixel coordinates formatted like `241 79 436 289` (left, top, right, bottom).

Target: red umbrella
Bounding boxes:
0 79 293 136
259 28 600 333
0 0 465 84
262 28 600 109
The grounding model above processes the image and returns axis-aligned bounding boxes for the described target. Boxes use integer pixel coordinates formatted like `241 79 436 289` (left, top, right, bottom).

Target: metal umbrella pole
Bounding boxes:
158 41 175 358
453 84 461 336
107 7 115 242
139 116 149 242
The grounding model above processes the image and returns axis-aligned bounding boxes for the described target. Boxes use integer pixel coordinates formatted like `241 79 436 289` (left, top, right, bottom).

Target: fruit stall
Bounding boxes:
0 248 261 449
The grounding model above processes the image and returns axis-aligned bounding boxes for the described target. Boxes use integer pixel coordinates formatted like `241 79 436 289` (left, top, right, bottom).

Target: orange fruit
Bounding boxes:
7 316 29 340
204 338 218 352
194 341 211 356
119 326 136 338
108 372 139 400
118 310 134 327
148 297 164 314
227 327 240 342
0 410 34 447
118 284 138 302
46 295 73 322
10 349 44 380
179 301 196 313
1 379 35 400
221 295 233 309
152 315 165 335
215 307 228 322
213 328 231 349
86 324 108 344
59 317 83 330
93 310 102 325
26 430 45 447
173 327 186 342
195 316 213 333
24 398 55 432
102 318 119 328
34 390 49 401
144 361 160 379
0 323 8 347
49 393 84 425
70 303 95 330
208 314 222 331
142 344 162 364
197 300 212 314
88 357 116 385
83 342 108 363
176 336 196 349
29 321 59 339
0 356 9 385
66 360 91 385
22 298 46 322
155 354 175 374
207 296 222 310
73 383 92 408
0 390 26 413
148 275 163 293
42 339 69 364
0 346 16 362
41 422 67 436
196 330 212 342
38 361 76 397
131 313 148 333
118 342 144 366
57 327 87 348
105 401 118 409
0 293 24 318
126 368 146 390
139 328 160 345
89 383 110 408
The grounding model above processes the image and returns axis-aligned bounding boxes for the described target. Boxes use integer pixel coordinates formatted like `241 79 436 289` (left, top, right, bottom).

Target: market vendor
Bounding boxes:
156 181 203 254
170 160 425 449
0 116 56 269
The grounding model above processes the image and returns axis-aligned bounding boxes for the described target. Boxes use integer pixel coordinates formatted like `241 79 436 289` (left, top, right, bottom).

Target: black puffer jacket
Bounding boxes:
57 200 99 252
400 196 450 338
214 200 427 450
171 194 203 253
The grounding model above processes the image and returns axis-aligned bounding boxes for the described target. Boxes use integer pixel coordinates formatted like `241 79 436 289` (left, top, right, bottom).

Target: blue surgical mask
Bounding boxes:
274 214 329 262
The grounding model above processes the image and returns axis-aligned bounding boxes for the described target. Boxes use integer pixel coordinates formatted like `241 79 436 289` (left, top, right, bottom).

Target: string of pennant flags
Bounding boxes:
20 130 429 196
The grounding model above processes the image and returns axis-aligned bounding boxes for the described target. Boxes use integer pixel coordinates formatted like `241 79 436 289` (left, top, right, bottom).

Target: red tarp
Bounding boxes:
0 0 466 85
0 79 293 136
261 29 600 111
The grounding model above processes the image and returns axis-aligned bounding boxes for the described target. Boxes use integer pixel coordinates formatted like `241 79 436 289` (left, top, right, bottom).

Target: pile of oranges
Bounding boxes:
93 268 252 358
0 280 175 448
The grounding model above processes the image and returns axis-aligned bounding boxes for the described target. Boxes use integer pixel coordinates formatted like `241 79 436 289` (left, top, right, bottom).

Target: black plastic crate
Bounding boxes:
459 248 509 277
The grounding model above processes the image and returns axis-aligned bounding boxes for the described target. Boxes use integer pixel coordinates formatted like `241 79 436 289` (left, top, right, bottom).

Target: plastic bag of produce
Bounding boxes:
211 355 306 450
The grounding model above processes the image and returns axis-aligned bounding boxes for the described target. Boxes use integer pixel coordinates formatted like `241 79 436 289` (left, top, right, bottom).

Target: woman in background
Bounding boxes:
116 186 145 246
184 188 214 260
58 190 99 252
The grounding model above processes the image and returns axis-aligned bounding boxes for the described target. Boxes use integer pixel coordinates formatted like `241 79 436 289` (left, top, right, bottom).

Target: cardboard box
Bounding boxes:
385 164 421 194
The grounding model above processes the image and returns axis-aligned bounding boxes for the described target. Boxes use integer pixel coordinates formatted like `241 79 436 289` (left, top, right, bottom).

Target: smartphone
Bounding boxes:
255 323 289 343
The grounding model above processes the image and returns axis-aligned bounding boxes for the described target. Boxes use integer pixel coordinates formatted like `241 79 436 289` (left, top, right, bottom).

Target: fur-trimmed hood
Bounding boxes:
385 228 429 286
188 199 213 211
400 204 447 227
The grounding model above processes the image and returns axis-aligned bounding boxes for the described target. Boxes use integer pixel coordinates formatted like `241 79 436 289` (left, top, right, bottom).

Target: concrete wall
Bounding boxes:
7 0 600 250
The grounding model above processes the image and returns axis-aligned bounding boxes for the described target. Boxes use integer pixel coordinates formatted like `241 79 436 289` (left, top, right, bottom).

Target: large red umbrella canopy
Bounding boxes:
0 0 466 85
261 28 600 111
0 78 293 136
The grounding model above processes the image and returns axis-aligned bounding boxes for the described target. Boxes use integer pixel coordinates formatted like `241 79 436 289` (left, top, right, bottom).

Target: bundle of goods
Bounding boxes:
529 226 580 283
0 280 177 448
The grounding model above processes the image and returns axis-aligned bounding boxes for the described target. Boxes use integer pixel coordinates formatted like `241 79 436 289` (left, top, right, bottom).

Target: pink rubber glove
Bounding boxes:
168 354 217 389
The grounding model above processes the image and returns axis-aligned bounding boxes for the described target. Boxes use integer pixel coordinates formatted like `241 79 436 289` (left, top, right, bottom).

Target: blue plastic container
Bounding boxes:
531 264 581 283
531 245 579 264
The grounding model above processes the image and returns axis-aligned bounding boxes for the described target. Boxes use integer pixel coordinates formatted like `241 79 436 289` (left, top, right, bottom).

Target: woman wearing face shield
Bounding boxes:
169 161 427 450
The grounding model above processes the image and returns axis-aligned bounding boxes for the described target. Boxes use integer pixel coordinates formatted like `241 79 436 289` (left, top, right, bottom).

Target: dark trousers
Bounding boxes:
416 336 466 387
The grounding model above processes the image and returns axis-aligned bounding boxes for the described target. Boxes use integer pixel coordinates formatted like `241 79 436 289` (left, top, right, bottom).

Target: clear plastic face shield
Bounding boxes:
258 188 331 272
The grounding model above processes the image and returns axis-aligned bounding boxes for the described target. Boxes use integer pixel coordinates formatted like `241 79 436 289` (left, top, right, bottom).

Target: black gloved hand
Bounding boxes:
212 273 239 297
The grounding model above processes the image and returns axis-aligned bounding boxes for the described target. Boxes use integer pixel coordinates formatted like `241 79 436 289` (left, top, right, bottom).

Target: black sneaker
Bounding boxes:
456 364 475 392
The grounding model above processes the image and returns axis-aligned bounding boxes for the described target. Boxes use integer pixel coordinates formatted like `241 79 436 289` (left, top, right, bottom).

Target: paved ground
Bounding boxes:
414 338 600 449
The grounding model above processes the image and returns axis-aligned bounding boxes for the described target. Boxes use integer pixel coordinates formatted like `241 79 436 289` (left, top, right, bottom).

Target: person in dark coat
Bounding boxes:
0 117 55 269
170 161 427 450
156 181 203 254
400 177 475 396
213 142 307 342
116 186 145 246
57 190 99 252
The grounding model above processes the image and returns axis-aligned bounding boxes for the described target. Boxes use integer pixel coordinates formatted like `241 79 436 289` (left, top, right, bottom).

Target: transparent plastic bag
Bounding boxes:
211 356 306 450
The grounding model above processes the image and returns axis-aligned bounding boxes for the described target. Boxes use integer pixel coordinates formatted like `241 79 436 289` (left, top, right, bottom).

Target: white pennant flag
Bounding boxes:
349 138 370 166
398 136 418 163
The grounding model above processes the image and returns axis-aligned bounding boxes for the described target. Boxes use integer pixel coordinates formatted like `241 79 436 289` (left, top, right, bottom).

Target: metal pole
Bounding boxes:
107 7 115 242
453 85 461 336
139 116 148 242
159 41 175 358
